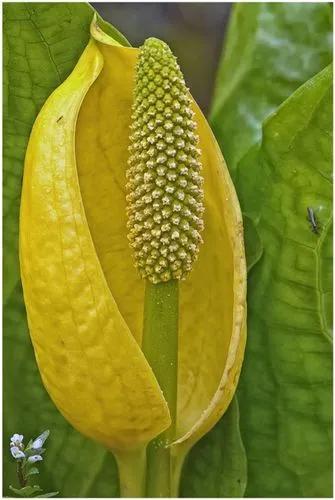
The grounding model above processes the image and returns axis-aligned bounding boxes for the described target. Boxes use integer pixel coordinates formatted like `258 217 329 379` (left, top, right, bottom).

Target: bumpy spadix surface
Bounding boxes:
127 38 204 283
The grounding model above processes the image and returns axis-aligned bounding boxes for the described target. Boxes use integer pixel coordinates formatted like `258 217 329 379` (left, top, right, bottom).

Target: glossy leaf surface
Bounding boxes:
237 66 332 497
210 2 333 173
180 397 247 497
210 5 333 495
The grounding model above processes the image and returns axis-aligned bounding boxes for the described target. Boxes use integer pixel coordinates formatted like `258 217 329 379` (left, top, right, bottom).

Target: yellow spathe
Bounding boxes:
20 22 246 454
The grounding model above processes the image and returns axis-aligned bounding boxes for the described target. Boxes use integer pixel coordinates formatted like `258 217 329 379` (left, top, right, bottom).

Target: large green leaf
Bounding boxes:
210 3 333 174
237 66 332 496
4 3 246 497
180 397 247 498
3 3 123 496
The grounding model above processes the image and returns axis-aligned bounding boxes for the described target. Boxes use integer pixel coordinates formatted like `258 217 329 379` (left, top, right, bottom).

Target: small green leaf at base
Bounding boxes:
26 468 39 477
35 492 59 498
9 485 42 497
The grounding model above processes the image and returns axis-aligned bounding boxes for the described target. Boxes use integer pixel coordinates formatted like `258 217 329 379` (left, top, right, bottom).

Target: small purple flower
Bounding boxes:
10 446 25 460
27 455 43 463
10 434 24 447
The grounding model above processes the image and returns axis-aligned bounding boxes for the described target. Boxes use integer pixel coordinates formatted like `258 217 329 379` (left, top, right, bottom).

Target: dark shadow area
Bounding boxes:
92 2 231 114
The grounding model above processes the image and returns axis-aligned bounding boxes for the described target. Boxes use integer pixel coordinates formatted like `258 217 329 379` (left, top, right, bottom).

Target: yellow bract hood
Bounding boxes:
19 20 246 454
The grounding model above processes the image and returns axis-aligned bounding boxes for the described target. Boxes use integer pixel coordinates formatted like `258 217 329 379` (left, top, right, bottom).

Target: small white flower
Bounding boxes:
31 430 49 450
28 455 43 463
10 446 25 459
10 434 24 447
31 438 43 449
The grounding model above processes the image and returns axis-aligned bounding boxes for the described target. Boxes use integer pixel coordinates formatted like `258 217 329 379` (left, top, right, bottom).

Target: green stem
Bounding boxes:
16 461 27 487
170 445 190 497
142 280 179 497
114 446 147 498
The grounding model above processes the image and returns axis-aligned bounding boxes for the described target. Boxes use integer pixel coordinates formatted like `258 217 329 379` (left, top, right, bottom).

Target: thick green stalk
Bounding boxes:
170 445 190 497
142 280 179 497
126 37 204 497
114 446 147 498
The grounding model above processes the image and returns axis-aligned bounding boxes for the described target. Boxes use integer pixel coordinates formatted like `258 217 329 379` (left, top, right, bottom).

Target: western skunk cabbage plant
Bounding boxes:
19 17 246 497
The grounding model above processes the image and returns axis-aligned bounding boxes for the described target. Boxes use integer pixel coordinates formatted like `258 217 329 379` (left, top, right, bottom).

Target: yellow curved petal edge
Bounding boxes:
174 109 247 450
90 13 123 47
19 39 171 451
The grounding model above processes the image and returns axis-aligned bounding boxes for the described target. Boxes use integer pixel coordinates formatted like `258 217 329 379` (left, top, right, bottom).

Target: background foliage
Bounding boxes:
209 4 332 496
3 2 332 497
94 2 232 114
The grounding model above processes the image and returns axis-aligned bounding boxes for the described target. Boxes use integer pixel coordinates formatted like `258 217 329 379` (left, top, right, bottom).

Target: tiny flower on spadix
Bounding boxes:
10 446 25 460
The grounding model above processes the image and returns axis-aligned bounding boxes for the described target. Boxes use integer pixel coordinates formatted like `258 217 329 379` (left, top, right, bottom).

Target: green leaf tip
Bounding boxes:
126 37 205 284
